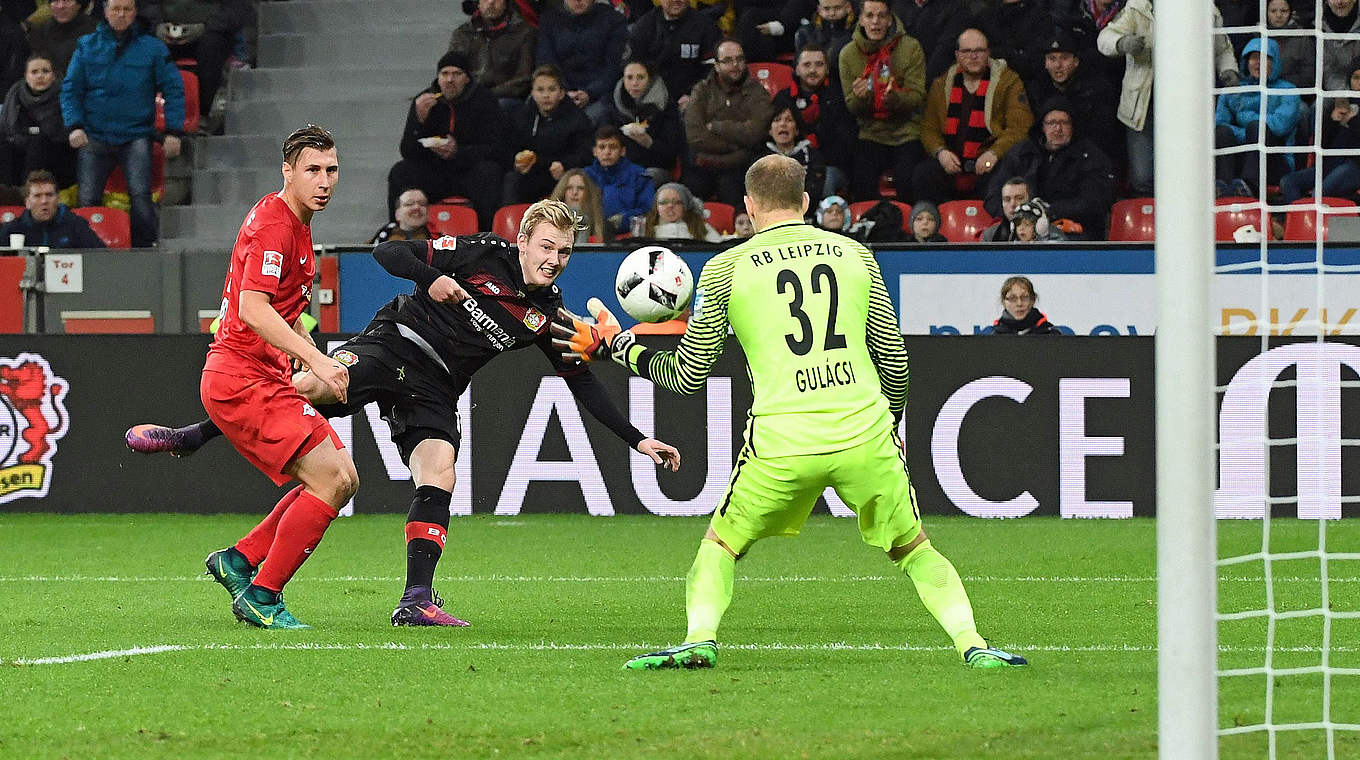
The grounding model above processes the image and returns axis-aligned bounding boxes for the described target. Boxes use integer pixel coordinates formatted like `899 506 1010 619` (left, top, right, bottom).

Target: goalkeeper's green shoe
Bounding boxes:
622 640 716 670
964 646 1028 669
205 547 255 600
232 592 311 630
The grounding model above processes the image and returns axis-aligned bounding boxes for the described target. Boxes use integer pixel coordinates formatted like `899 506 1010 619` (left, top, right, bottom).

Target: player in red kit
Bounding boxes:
199 125 354 629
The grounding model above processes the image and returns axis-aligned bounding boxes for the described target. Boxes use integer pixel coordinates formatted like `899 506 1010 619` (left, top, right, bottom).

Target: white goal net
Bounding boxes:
1160 2 1360 758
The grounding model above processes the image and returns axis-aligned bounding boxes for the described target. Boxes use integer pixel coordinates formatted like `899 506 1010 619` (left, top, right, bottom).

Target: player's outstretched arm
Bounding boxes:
558 363 682 471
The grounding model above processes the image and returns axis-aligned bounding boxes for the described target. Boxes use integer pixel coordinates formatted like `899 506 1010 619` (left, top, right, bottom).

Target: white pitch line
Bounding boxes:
0 574 1354 583
6 640 1359 667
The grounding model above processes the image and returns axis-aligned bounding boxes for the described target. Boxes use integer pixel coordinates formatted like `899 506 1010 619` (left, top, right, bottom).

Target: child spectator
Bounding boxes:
759 104 826 208
607 59 684 188
551 168 609 243
993 275 1062 334
815 194 851 231
1010 197 1066 242
503 65 593 205
1214 38 1302 198
908 201 947 242
731 211 754 238
583 125 655 238
1 54 75 187
369 188 433 244
642 181 722 242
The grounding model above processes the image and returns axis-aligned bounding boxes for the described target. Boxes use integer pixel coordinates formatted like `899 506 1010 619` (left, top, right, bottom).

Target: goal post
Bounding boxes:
1154 1 1218 758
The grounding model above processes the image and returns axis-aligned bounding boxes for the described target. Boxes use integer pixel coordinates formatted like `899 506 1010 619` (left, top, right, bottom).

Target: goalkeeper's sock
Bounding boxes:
404 485 451 591
895 539 986 658
684 539 735 644
235 484 305 567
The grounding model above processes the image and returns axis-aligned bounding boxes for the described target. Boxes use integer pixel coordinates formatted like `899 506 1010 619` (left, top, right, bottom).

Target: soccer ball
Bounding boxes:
615 245 694 323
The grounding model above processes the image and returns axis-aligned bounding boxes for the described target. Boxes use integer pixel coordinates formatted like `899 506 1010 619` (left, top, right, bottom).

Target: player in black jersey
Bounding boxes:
127 200 681 627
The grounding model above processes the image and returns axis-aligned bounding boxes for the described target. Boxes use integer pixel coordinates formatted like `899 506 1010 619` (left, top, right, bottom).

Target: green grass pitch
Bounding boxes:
1 514 1356 759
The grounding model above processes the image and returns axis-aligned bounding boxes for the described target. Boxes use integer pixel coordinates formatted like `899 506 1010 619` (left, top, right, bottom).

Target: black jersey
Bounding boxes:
369 234 583 398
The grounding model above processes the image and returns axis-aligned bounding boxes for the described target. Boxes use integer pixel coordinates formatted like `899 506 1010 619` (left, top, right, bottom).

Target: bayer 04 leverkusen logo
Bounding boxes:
0 353 68 505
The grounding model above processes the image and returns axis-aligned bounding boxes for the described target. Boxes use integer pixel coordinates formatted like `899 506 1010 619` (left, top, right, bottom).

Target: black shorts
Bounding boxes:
316 325 462 464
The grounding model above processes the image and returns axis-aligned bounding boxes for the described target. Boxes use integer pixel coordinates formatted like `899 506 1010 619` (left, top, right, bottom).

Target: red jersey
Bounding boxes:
205 193 316 379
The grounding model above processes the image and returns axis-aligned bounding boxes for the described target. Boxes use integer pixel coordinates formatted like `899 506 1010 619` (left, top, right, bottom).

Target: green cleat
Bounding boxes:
232 593 312 630
623 640 717 670
204 548 255 600
964 646 1028 669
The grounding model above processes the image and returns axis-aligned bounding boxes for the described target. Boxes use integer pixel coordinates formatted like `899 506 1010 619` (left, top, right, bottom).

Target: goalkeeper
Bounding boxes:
552 154 1027 670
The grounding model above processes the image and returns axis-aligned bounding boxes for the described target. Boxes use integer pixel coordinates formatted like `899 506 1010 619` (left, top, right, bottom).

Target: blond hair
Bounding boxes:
518 198 586 239
744 154 806 213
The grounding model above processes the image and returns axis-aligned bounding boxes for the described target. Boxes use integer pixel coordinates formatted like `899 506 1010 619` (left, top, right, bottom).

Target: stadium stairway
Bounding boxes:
160 0 463 248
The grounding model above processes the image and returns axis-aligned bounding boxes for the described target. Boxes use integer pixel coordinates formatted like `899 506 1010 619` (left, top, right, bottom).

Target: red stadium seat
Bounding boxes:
1214 197 1268 242
849 200 912 232
1107 198 1155 242
0 205 22 223
428 204 479 236
1282 197 1360 242
154 69 199 134
702 201 735 234
747 62 793 99
938 200 995 242
73 206 131 248
492 203 531 240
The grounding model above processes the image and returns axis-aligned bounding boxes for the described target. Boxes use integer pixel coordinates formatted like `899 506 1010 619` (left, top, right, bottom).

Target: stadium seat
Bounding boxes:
492 203 531 240
703 201 736 234
428 204 478 237
73 207 132 248
849 200 912 232
1108 198 1156 242
1282 197 1360 242
0 205 22 223
154 69 199 134
1214 197 1268 242
938 200 995 242
747 62 794 99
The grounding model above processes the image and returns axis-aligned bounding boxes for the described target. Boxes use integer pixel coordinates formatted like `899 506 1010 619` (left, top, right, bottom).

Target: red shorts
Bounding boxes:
200 368 341 486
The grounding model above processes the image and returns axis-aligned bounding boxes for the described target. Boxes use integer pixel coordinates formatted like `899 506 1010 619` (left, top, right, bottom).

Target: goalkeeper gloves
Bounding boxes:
551 297 637 366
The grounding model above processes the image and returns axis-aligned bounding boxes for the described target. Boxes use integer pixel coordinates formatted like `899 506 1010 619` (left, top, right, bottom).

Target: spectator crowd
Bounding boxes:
385 0 1360 244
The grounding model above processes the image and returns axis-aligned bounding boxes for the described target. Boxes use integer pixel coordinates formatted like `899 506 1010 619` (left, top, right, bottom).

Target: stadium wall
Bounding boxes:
1 336 1353 518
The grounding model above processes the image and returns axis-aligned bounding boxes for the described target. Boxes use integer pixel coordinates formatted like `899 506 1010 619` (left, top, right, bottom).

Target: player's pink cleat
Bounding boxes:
391 587 470 627
124 423 204 457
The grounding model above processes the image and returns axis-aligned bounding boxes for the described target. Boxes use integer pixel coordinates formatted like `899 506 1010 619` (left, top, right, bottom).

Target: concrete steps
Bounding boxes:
160 0 464 248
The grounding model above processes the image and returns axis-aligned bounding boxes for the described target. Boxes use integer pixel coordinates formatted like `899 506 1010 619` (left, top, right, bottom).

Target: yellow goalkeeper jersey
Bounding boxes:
618 220 909 457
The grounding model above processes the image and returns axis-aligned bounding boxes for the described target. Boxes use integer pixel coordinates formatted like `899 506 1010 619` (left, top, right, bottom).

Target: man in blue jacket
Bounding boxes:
60 0 184 247
584 125 655 235
0 169 105 249
1214 37 1301 198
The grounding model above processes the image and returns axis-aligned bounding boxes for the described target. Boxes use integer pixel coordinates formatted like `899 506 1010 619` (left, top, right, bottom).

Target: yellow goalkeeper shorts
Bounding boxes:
709 426 922 555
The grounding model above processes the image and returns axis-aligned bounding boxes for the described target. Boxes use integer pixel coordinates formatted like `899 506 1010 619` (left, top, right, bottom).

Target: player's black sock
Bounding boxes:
404 485 452 592
175 419 222 450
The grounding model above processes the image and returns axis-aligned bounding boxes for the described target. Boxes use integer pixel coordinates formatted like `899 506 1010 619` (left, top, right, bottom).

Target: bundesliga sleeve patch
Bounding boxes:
433 236 458 250
332 350 359 366
261 250 283 279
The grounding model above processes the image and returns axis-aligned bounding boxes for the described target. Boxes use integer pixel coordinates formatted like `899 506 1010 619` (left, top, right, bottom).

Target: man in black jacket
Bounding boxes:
0 169 103 248
1025 32 1122 164
986 97 1114 239
626 0 721 110
386 51 507 231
